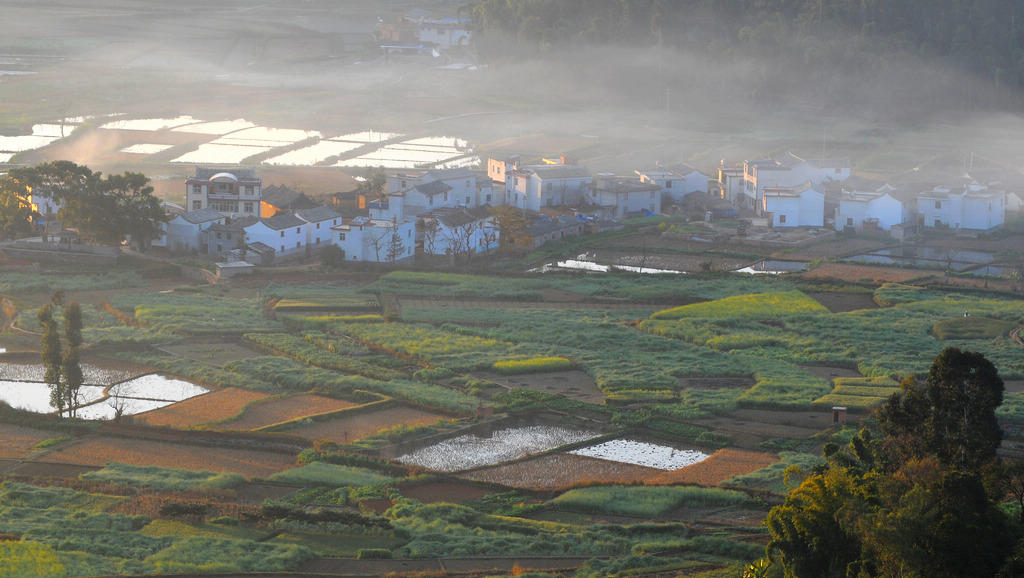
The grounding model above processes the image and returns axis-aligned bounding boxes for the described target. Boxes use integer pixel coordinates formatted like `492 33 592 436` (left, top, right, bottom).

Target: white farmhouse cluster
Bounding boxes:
150 153 1021 267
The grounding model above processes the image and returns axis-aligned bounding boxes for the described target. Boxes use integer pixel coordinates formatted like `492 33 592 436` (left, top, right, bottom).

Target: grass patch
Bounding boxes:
651 290 829 320
267 462 396 487
548 485 748 518
493 356 573 375
932 316 1018 340
80 463 246 491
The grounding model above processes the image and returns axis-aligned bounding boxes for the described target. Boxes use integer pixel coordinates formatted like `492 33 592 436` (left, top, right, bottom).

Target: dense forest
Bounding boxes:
467 0 1024 117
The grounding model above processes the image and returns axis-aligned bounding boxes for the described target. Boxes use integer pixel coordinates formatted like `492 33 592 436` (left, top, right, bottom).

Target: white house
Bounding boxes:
588 174 661 219
331 216 415 263
506 163 591 212
715 165 746 204
185 167 262 218
158 208 225 252
742 154 849 215
295 205 344 251
243 213 308 259
762 182 825 228
835 186 917 234
388 168 489 214
635 164 709 204
918 185 1005 232
423 205 499 257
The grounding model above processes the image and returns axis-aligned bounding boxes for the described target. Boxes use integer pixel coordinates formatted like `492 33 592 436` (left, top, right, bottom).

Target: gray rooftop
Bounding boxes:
295 205 344 223
177 208 225 225
258 213 306 230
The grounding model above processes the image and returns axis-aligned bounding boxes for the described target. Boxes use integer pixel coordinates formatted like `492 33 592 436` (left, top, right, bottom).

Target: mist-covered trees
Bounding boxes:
766 347 1015 577
9 161 166 249
468 0 1024 113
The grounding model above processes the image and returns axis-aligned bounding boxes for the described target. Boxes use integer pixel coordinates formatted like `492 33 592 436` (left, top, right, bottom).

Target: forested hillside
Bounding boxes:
468 0 1024 116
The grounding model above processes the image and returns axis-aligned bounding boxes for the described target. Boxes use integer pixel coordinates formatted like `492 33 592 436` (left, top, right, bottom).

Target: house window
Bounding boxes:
315 238 320 245
280 231 285 238
835 168 842 174
779 214 787 224
444 192 449 201
316 223 320 229
407 229 411 238
280 245 285 252
465 180 470 187
192 185 202 194
401 180 406 188
245 186 254 195
465 196 470 205
296 227 301 234
193 201 202 210
429 197 434 206
935 201 941 209
216 232 222 239
243 202 253 213
339 233 346 241
666 181 672 188
296 242 301 248
486 194 491 202
847 217 854 226
650 191 655 198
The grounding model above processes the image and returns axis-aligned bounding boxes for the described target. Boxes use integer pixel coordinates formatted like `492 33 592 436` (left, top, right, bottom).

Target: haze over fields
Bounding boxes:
2 0 1024 199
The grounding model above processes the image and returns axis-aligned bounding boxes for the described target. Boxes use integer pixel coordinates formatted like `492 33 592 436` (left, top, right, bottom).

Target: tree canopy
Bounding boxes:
767 347 1015 577
9 161 166 249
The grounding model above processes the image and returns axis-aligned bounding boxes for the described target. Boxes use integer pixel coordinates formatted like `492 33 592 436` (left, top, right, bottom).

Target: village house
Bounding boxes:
421 205 499 257
762 182 826 228
525 215 586 248
388 168 490 215
918 184 1006 232
202 218 254 256
295 205 344 251
331 216 416 263
260 184 319 217
506 158 591 212
635 164 709 204
185 167 262 218
834 185 919 237
157 208 225 253
588 174 661 219
242 213 308 259
741 154 849 215
714 165 746 205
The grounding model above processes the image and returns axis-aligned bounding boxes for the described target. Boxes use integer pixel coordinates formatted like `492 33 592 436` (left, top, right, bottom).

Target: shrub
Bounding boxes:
268 463 395 487
357 548 393 559
549 485 748 518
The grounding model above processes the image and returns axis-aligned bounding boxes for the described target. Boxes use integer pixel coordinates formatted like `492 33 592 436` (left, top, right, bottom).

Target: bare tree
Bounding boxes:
421 218 440 255
367 225 390 263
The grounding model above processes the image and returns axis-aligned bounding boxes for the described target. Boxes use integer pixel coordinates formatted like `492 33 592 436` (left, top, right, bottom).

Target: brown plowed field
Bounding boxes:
135 388 269 428
218 394 358 431
460 453 662 491
286 406 448 444
0 424 57 458
44 435 297 478
651 449 778 486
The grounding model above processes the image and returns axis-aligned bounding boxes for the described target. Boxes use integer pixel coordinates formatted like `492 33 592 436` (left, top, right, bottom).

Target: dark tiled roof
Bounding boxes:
262 185 318 210
414 181 452 196
435 205 493 228
258 213 306 230
178 208 225 224
295 205 343 223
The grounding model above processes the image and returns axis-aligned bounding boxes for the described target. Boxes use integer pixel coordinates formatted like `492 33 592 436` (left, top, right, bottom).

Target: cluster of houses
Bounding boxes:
149 150 1022 269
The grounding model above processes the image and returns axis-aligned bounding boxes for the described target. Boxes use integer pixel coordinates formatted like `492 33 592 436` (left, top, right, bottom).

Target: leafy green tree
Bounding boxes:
926 347 1003 472
365 166 388 202
0 175 40 240
489 205 533 252
62 302 84 417
37 304 65 417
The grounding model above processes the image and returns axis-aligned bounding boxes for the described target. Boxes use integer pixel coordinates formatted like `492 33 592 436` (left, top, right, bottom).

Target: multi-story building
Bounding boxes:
587 174 660 219
740 154 849 215
185 167 262 218
506 161 591 212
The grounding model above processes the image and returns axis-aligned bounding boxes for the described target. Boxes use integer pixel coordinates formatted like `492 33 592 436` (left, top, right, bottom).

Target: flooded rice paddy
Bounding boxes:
569 439 710 470
0 368 207 418
397 425 710 472
395 425 599 472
